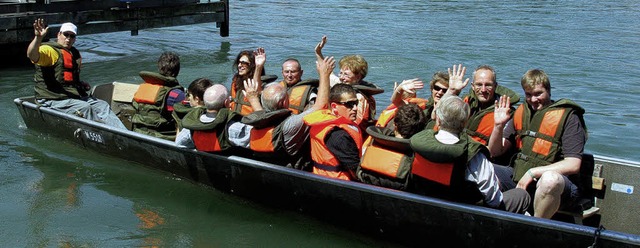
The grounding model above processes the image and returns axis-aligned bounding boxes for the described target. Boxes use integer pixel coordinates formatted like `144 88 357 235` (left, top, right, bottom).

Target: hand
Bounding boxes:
33 18 49 38
315 35 327 60
447 64 469 94
316 56 335 76
493 96 511 126
254 47 266 67
242 78 260 100
516 172 535 190
396 78 424 95
80 81 91 91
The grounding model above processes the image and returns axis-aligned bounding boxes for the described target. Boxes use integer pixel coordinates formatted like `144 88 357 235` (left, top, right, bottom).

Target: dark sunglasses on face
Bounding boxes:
433 85 447 92
238 61 251 66
62 32 76 39
338 100 358 109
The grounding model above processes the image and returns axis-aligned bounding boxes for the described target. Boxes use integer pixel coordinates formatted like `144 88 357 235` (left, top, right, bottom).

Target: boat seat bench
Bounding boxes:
555 153 605 225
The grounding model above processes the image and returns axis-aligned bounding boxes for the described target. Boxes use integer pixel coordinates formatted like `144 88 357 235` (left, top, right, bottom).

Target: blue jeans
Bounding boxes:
39 97 126 130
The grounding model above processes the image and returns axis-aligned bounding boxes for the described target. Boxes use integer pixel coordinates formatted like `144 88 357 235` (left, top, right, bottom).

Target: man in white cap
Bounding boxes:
26 18 126 129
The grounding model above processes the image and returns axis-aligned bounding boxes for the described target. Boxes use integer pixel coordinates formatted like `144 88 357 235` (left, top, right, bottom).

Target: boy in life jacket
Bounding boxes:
303 83 363 181
171 77 213 133
410 93 530 213
131 52 186 140
27 18 125 129
488 69 587 219
314 36 384 133
227 56 335 170
358 103 427 190
174 78 215 148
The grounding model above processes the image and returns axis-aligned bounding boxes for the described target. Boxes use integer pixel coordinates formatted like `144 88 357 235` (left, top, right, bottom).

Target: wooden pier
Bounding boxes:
0 0 229 67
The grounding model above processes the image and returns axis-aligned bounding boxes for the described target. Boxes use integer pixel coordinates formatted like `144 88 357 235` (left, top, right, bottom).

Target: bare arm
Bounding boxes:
315 35 327 62
390 78 423 107
27 18 48 63
312 56 335 111
446 64 469 96
252 47 265 91
487 96 512 157
243 78 263 112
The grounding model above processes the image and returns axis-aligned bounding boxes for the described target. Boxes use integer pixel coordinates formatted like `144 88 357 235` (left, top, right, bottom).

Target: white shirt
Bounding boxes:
435 130 504 208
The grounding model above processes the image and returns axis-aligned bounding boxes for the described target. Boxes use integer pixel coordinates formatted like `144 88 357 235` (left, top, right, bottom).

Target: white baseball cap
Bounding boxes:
60 22 77 35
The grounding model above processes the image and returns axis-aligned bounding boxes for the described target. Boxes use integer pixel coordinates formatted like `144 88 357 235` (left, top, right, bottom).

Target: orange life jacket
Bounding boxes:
229 79 254 116
409 130 486 203
358 126 413 190
193 130 224 152
242 109 291 153
511 99 586 180
279 80 318 115
303 109 363 180
182 108 237 152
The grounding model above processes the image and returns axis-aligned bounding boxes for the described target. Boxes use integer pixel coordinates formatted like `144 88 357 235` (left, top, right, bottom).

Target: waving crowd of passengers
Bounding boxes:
28 19 588 220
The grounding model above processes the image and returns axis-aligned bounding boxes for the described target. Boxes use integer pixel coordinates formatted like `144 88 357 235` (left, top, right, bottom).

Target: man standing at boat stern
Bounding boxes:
488 69 587 219
27 18 125 129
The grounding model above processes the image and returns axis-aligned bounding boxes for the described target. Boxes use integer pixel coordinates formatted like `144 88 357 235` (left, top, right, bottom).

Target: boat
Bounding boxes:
13 82 640 247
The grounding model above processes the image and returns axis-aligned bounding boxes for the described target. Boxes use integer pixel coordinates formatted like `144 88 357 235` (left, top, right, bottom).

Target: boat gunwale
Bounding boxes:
13 96 640 246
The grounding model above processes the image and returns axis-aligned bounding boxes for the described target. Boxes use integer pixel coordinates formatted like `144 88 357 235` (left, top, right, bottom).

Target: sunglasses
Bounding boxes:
238 61 251 66
337 100 358 109
62 32 76 39
433 85 447 92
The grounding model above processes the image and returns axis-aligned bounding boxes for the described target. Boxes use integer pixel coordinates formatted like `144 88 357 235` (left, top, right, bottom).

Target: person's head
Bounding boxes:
330 84 358 122
203 84 229 112
394 103 427 138
187 78 214 107
281 58 303 86
430 71 449 103
472 65 497 105
521 69 552 111
57 22 77 49
261 82 289 112
158 51 180 78
435 95 469 134
233 50 256 78
338 55 368 84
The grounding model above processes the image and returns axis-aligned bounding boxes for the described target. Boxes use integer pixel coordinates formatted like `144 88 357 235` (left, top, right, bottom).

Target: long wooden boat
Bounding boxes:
13 82 640 247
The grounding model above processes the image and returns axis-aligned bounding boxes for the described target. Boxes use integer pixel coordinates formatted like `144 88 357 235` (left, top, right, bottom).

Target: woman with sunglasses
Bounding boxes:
26 18 125 129
228 48 268 116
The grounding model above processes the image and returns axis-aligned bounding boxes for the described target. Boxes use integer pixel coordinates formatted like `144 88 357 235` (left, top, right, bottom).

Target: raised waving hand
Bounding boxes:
446 64 469 95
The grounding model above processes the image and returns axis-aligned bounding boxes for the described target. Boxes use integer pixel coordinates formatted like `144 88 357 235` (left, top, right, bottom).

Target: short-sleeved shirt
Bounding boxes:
35 45 81 66
325 128 360 173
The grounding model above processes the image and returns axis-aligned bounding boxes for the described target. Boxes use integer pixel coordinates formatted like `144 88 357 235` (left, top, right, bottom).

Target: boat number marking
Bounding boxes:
611 182 634 194
83 130 105 144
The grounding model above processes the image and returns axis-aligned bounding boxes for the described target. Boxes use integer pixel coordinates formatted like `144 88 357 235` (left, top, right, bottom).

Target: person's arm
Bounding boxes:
242 78 263 111
311 56 335 111
253 47 265 91
27 18 48 63
315 35 327 62
446 64 469 96
487 95 512 158
390 78 423 107
468 153 504 208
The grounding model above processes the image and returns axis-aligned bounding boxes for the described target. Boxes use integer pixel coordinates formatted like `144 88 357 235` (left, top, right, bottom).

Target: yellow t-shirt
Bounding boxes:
35 45 58 67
